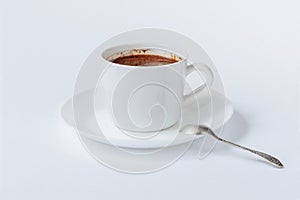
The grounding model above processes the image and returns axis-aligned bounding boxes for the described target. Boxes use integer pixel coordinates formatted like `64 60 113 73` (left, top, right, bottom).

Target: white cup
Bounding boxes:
97 44 214 132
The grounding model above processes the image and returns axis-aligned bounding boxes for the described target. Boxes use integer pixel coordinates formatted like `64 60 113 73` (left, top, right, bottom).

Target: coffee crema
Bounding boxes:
111 54 180 66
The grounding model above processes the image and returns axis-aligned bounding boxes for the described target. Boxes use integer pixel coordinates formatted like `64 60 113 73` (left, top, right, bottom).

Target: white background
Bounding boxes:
1 0 300 199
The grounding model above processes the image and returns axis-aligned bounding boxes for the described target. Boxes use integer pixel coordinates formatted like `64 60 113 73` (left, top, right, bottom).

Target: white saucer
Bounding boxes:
61 89 234 149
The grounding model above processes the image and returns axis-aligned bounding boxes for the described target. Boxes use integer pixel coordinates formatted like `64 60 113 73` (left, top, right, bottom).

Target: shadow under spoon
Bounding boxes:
180 125 284 168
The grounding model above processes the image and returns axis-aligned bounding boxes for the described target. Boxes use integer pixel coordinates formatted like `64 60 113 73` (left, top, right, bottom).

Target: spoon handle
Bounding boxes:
206 131 284 168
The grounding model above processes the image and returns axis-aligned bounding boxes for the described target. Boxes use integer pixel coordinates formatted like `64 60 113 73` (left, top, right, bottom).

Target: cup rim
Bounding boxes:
101 44 188 69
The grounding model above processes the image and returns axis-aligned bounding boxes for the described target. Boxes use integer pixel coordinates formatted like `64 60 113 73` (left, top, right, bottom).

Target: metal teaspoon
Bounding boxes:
180 125 284 168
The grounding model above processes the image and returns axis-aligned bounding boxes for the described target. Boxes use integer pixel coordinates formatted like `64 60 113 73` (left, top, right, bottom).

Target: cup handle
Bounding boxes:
183 63 214 101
